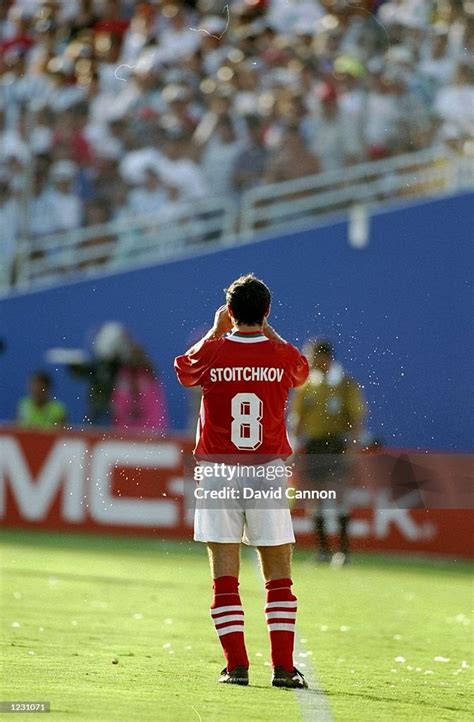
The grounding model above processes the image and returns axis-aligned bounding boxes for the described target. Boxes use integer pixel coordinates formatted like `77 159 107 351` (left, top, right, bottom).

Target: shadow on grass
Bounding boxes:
327 689 472 715
0 527 199 558
1 528 472 575
295 548 473 576
2 566 175 588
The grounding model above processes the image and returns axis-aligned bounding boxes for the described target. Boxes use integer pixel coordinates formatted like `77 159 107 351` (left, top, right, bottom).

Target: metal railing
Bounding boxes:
15 195 237 288
240 148 474 236
5 148 474 293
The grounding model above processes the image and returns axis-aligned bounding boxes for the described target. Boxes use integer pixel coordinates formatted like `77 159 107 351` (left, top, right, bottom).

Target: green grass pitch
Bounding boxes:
1 529 472 721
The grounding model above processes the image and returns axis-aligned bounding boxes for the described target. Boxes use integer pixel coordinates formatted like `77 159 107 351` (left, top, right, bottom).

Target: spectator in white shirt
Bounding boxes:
158 133 208 201
267 0 324 34
128 165 169 218
29 163 55 237
201 117 242 199
0 180 18 287
45 160 82 233
435 62 474 139
302 84 363 171
159 4 200 62
364 70 402 159
420 29 457 91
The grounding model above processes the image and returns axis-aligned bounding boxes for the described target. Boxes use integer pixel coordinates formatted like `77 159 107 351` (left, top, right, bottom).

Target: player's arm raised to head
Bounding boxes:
263 319 309 387
285 344 310 388
174 338 217 387
174 306 231 387
262 318 287 344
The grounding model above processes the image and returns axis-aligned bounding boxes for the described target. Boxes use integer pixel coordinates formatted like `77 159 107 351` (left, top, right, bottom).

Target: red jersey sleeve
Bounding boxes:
174 337 222 387
284 343 309 388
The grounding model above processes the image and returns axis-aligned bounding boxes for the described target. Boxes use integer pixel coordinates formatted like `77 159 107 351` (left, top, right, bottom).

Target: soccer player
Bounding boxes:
174 274 309 688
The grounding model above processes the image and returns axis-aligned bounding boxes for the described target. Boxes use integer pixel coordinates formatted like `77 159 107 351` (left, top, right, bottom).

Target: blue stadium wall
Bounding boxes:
1 192 473 451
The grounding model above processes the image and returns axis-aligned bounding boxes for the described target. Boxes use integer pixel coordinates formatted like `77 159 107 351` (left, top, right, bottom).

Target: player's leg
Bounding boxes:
314 505 331 561
304 442 331 562
194 461 249 684
257 544 307 688
207 541 240 577
243 459 306 687
338 514 349 555
207 542 250 684
332 455 352 566
257 543 294 672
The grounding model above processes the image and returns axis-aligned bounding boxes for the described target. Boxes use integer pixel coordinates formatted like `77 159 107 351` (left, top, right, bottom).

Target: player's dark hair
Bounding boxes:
31 370 52 389
225 274 271 326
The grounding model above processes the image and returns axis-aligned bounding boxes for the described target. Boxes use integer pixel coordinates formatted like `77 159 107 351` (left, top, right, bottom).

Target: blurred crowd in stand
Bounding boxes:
1 0 473 284
16 322 169 432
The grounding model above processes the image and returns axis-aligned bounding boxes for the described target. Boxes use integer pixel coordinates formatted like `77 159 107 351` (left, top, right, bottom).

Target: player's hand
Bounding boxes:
212 305 233 336
263 319 286 343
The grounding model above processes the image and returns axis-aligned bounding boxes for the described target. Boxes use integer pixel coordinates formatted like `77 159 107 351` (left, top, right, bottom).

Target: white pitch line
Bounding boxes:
294 632 333 722
190 705 202 722
252 556 333 721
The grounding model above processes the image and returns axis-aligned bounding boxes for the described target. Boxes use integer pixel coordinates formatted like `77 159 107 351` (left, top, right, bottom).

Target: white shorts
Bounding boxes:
193 459 295 547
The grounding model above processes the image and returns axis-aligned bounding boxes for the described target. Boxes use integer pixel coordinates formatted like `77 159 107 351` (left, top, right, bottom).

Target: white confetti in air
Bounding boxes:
320 625 328 632
114 64 136 82
39 627 44 632
162 643 172 649
424 670 434 674
185 645 192 650
164 618 173 625
133 613 143 620
393 634 402 640
395 656 406 663
11 622 21 628
71 620 78 626
340 625 350 632
190 4 230 40
461 661 469 668
434 656 450 663
28 651 35 655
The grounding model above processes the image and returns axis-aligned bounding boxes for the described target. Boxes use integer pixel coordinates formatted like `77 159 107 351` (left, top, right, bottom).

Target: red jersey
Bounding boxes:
174 331 309 460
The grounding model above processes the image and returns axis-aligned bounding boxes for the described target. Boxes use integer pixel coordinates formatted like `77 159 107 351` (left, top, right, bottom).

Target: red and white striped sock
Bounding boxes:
265 577 297 673
210 576 249 672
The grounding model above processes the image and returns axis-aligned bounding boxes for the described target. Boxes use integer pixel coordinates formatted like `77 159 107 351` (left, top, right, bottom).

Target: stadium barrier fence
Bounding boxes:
1 426 472 558
8 147 474 292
